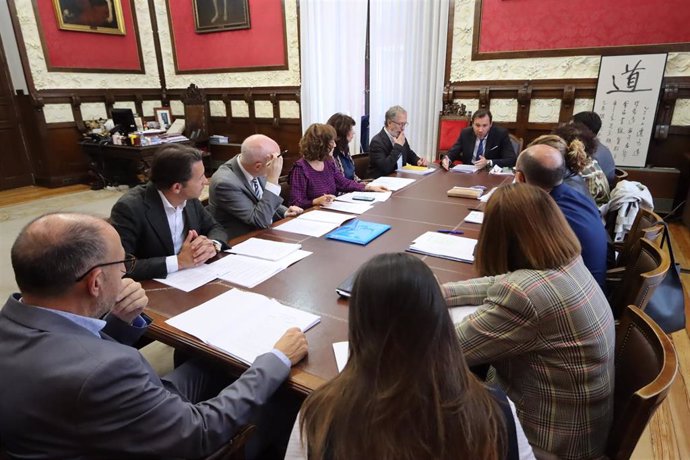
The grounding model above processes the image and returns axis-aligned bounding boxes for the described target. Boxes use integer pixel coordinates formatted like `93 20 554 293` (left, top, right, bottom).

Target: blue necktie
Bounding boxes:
475 138 485 161
251 178 262 199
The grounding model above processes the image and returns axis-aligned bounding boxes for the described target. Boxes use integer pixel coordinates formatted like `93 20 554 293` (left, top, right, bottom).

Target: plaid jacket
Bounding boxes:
446 257 614 460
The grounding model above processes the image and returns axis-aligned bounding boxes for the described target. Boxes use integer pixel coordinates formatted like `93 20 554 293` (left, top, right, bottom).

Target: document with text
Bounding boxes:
407 231 477 263
166 289 321 365
368 176 415 191
229 238 301 261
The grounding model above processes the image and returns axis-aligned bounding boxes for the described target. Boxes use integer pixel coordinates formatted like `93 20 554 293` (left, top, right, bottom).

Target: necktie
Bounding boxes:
251 177 262 199
475 138 485 161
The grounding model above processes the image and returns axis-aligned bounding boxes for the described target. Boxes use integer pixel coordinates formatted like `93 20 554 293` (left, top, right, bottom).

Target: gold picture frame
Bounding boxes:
52 0 126 35
193 0 250 34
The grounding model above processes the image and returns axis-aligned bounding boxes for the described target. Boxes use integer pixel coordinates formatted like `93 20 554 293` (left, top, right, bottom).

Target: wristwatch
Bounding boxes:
212 240 222 254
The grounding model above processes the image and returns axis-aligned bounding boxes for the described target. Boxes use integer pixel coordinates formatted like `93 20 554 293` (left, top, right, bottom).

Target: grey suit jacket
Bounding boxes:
0 294 289 459
207 156 287 240
110 182 228 280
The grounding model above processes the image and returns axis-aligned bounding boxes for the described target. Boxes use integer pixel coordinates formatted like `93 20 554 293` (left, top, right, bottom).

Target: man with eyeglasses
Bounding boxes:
208 134 303 240
110 143 229 281
0 212 309 458
368 105 428 179
441 109 516 171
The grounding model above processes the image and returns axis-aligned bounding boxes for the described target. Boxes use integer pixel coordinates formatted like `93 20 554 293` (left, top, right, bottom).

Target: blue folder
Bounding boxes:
325 219 391 245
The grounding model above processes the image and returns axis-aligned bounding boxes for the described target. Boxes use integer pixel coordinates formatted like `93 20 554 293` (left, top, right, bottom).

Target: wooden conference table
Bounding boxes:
142 168 512 395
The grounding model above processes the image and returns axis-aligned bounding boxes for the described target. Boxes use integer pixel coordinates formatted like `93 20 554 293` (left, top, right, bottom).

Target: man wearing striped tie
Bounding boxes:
208 134 303 240
441 109 517 171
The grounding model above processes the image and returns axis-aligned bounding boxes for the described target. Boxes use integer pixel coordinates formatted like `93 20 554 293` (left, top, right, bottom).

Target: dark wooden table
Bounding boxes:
142 168 512 394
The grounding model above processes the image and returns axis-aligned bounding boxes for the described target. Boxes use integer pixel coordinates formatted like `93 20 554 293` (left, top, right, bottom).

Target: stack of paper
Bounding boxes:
368 176 416 191
211 251 311 288
407 231 477 263
322 201 373 215
479 187 497 203
274 209 357 237
166 289 321 365
335 191 392 203
451 164 482 174
464 211 484 224
397 165 436 175
229 238 301 261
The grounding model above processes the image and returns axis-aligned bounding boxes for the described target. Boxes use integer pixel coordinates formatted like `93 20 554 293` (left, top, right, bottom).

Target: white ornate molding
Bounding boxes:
528 99 561 123
43 103 73 123
671 99 690 126
491 99 517 122
280 100 300 119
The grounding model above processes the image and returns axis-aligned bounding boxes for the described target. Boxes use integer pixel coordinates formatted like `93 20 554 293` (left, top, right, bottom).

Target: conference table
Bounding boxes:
141 167 512 395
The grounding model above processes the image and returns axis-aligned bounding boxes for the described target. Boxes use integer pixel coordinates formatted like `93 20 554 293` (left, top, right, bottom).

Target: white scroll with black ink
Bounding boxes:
593 53 667 168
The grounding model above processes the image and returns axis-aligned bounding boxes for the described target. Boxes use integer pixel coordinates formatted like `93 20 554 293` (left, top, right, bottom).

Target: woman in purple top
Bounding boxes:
289 124 387 209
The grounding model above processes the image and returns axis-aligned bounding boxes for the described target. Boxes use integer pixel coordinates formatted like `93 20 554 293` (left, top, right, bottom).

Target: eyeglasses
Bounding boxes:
75 254 137 282
391 120 408 128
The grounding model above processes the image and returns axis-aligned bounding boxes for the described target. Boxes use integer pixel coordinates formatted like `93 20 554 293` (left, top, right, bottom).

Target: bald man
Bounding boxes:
208 135 303 239
0 213 308 458
515 145 609 292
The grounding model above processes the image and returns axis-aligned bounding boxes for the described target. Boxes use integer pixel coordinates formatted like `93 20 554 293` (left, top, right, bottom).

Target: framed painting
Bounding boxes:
52 0 126 35
193 0 250 34
155 107 173 129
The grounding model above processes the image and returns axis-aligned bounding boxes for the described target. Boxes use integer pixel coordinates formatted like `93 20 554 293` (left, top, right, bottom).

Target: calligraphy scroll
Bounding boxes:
593 54 667 168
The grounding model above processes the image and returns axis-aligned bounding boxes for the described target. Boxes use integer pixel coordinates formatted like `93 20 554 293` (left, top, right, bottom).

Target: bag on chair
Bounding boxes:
644 223 686 333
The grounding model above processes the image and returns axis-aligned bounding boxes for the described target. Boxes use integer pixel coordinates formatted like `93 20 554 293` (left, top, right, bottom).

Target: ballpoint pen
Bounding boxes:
437 229 464 235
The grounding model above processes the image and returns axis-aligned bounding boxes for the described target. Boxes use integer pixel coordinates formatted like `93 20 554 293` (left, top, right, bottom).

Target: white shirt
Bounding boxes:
157 190 186 275
237 156 282 199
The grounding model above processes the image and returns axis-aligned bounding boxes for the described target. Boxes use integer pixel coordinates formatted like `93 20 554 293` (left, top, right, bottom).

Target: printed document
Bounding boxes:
368 176 415 191
229 238 301 261
407 231 477 263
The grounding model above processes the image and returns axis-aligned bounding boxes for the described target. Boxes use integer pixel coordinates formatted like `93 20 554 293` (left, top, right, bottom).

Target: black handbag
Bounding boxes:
644 222 686 333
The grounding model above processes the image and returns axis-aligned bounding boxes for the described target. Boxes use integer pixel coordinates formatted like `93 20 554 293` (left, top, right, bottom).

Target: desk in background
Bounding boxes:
142 169 512 394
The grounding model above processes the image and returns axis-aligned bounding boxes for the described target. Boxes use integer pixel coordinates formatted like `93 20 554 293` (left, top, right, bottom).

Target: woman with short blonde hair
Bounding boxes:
444 183 614 460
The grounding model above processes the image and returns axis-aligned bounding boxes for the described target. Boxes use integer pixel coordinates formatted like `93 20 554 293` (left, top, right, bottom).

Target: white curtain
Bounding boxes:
369 0 449 160
300 0 368 154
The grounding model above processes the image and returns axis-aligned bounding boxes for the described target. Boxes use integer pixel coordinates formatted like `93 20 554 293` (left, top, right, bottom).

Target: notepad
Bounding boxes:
326 219 391 245
407 231 477 263
166 289 321 365
464 211 484 224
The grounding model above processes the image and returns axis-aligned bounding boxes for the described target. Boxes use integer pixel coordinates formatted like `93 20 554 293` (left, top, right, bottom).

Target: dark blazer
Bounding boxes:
446 125 516 167
110 182 228 280
367 128 421 179
0 294 289 459
207 155 287 240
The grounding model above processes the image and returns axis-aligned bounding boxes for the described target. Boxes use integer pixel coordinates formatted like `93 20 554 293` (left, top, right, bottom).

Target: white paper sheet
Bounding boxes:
229 238 301 261
332 341 349 373
322 201 373 214
213 255 283 288
335 191 392 203
154 264 219 293
368 176 415 191
451 164 481 174
408 231 477 263
464 211 484 224
273 218 340 237
479 187 497 203
166 289 321 365
297 210 357 225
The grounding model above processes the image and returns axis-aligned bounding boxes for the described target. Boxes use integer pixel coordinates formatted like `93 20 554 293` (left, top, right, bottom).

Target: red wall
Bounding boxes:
35 0 142 71
168 0 287 72
478 0 690 53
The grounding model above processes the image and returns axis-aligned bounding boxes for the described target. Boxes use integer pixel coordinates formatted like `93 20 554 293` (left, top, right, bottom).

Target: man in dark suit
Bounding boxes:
208 134 303 240
367 105 428 179
441 109 516 170
110 143 228 280
0 212 308 458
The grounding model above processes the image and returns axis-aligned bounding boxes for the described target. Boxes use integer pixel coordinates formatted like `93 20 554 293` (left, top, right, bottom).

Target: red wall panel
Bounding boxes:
168 0 287 72
35 0 142 71
478 0 690 53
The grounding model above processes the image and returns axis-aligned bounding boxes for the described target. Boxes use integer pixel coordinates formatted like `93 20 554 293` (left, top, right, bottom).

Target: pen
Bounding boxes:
437 229 464 235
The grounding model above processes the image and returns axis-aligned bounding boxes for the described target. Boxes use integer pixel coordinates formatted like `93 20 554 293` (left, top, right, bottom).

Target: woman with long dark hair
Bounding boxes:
326 113 360 181
286 253 533 459
444 183 614 460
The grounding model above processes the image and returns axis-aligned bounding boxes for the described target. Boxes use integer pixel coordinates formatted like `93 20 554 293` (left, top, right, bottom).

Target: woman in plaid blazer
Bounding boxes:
444 183 615 460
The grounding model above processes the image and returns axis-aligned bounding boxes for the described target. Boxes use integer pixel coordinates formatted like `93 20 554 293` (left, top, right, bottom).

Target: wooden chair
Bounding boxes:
352 153 370 180
606 305 678 459
610 208 665 270
509 134 523 155
436 102 470 160
607 238 671 317
279 175 291 203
